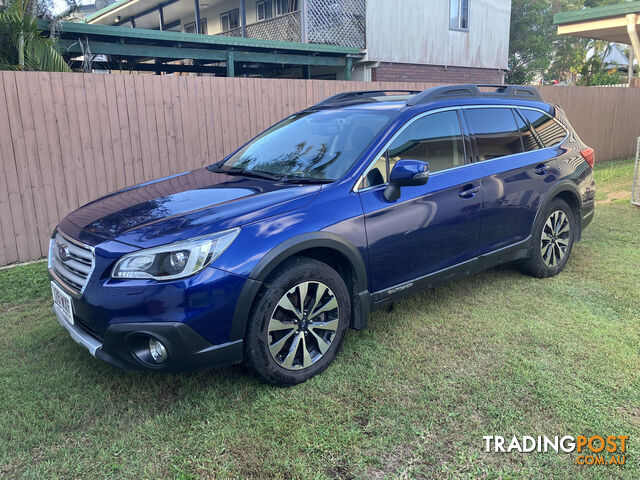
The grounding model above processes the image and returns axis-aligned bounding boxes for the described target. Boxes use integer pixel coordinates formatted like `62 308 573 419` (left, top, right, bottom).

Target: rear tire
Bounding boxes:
244 257 350 386
520 198 575 278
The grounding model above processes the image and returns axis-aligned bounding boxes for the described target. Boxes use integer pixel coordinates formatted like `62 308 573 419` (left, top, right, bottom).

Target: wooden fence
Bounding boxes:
1 71 640 267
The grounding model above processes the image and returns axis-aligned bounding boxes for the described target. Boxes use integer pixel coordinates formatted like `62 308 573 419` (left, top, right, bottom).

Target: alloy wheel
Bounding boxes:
540 210 570 267
268 281 339 370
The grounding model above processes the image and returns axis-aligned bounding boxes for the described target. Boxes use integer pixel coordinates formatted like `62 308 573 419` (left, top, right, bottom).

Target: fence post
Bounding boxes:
345 57 352 81
301 0 308 43
227 51 235 77
629 47 634 87
632 137 640 206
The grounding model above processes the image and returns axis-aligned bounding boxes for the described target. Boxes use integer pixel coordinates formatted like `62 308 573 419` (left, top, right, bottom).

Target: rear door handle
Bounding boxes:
458 184 480 198
534 163 549 175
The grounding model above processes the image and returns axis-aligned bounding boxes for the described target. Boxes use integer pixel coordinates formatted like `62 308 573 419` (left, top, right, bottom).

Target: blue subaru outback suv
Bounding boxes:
49 84 596 385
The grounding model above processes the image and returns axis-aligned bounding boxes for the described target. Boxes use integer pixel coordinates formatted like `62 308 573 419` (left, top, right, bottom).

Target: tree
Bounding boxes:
507 0 627 85
506 0 556 84
0 0 71 71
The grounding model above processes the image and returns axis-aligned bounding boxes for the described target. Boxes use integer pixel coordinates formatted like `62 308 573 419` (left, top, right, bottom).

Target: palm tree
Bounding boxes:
0 0 71 72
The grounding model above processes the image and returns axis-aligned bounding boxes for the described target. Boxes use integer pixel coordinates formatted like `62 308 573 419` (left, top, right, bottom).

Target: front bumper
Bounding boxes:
53 304 243 371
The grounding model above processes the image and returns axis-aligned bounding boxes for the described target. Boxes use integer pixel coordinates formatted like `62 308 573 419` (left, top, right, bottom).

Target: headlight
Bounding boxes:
111 228 239 280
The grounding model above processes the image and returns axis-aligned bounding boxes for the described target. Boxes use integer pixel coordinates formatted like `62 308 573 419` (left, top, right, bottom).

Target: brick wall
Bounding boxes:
372 62 504 84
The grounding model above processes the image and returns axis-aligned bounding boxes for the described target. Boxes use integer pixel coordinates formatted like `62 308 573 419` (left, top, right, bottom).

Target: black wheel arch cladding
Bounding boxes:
229 232 370 341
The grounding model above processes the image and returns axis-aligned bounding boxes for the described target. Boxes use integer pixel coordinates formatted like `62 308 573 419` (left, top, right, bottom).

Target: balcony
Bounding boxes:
87 0 365 49
220 11 303 43
217 0 365 48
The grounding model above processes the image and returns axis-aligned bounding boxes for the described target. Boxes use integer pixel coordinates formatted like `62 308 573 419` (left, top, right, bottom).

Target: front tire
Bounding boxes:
244 257 351 386
520 198 575 278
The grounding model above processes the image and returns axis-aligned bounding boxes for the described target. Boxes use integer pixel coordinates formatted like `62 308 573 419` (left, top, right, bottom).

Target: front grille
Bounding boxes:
49 230 95 294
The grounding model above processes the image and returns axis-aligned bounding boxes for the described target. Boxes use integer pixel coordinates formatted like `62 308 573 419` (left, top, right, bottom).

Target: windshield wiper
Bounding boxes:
280 177 335 184
207 166 281 182
208 166 334 184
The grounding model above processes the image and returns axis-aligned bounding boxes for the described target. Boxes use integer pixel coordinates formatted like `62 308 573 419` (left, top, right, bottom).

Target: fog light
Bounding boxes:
148 338 167 364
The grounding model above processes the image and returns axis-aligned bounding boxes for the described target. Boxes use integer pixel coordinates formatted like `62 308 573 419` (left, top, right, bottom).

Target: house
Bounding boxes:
586 43 637 73
86 0 511 82
367 0 510 84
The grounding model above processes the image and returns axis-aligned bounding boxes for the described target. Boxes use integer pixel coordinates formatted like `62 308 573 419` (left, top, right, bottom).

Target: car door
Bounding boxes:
463 106 563 254
358 109 483 294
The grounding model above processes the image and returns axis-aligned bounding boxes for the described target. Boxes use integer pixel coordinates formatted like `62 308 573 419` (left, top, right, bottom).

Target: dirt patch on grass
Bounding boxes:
366 431 432 479
0 457 26 478
617 406 640 429
596 190 631 205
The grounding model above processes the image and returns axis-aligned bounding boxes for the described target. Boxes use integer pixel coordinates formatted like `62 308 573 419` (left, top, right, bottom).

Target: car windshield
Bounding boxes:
218 109 397 181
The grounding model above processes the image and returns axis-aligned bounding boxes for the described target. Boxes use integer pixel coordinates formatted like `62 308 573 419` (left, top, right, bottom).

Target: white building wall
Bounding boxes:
365 0 511 70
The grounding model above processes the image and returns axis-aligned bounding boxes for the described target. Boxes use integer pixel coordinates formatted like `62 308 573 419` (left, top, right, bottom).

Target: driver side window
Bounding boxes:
361 110 466 189
388 110 465 174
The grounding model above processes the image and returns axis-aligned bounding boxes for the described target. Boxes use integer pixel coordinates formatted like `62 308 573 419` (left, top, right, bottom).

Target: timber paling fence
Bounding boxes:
1 71 640 267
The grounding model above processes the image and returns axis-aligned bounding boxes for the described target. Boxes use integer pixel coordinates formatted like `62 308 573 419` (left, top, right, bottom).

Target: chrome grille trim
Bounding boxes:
48 229 95 296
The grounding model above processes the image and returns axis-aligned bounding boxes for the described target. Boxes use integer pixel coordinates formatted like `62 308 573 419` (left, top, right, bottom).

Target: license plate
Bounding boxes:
51 281 74 325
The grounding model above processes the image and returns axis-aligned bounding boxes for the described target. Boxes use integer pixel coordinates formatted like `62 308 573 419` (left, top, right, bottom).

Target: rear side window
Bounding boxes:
520 109 568 148
465 108 523 161
514 110 542 152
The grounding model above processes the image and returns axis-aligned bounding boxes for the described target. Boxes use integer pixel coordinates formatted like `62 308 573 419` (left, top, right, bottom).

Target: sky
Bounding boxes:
52 0 89 15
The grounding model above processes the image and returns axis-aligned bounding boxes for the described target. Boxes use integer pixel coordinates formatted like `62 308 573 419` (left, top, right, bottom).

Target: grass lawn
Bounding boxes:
1 159 639 479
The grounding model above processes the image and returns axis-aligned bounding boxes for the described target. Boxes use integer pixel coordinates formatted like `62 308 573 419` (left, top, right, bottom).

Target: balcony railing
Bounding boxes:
217 0 365 48
219 11 302 43
307 0 365 48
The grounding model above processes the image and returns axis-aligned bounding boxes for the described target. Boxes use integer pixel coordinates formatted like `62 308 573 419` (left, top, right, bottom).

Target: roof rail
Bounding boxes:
314 89 421 107
406 84 544 106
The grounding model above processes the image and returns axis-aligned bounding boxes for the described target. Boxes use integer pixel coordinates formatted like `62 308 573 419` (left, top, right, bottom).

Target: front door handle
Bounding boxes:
458 184 480 199
534 163 549 175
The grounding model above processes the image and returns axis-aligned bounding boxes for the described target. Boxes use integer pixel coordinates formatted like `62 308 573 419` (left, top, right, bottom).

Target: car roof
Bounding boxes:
306 85 555 116
306 97 554 118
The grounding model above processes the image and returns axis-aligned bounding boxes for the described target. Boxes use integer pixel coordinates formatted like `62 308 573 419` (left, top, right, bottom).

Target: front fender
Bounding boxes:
228 232 370 341
249 232 367 288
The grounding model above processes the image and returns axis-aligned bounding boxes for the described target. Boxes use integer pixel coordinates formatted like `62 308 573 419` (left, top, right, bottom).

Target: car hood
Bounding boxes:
60 168 321 248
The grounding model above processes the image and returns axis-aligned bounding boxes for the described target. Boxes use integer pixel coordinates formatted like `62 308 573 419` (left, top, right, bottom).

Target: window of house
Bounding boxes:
449 0 469 30
257 0 273 21
185 18 207 34
520 109 568 148
465 108 524 161
275 0 298 16
220 9 240 31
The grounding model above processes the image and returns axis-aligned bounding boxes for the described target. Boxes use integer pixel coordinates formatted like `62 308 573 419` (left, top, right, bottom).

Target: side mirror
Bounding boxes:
384 159 430 202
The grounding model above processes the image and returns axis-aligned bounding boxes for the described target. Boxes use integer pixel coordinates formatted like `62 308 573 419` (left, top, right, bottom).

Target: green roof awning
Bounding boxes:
53 21 360 56
42 21 361 77
554 1 640 25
